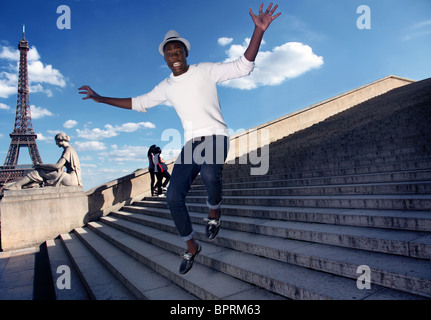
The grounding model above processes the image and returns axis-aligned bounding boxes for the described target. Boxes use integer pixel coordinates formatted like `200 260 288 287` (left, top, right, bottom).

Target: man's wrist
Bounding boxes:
96 95 106 103
254 25 265 35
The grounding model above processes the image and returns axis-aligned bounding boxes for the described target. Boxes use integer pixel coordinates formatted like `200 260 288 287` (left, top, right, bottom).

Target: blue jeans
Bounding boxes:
166 135 229 241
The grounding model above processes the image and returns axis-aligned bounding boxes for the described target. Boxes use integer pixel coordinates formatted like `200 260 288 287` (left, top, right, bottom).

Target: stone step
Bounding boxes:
272 128 428 146
72 227 197 300
58 232 136 300
188 181 431 197
265 110 430 151
264 144 428 163
86 221 287 300
192 169 431 190
223 157 431 179
244 130 428 151
277 119 429 137
270 135 429 155
282 138 428 153
267 156 431 173
150 193 431 211
98 215 427 299
106 212 431 298
111 208 431 260
38 77 430 300
46 239 89 300
222 160 431 184
221 168 431 193
129 200 431 232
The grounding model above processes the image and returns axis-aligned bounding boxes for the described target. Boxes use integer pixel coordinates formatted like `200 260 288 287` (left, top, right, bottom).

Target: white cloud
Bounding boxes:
77 127 117 140
77 121 156 140
28 47 41 61
31 104 54 119
63 119 78 129
218 37 233 46
0 71 17 98
221 39 323 90
28 60 66 87
401 20 431 41
47 129 63 136
81 163 97 168
0 45 66 98
79 155 94 161
99 144 149 163
0 102 10 110
0 45 40 61
35 132 53 141
0 46 18 60
74 140 107 152
106 121 155 133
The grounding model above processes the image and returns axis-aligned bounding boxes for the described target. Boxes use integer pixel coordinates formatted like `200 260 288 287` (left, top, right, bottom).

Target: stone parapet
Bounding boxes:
0 186 88 251
226 75 414 162
85 169 156 221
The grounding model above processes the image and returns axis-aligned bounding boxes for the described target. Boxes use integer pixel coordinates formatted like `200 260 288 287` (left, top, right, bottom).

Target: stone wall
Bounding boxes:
226 75 414 162
0 186 88 251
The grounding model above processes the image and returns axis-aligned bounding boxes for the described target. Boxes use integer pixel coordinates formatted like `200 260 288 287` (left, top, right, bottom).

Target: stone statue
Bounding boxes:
3 132 82 190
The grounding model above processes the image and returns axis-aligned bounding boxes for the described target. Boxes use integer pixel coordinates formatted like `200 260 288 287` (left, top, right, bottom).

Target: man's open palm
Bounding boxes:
249 3 281 32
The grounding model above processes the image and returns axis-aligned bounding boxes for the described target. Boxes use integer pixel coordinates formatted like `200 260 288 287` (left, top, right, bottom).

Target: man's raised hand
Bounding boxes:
249 3 281 32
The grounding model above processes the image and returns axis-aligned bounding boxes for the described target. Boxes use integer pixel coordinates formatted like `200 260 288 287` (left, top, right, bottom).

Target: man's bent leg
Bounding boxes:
200 135 228 239
166 161 200 241
166 149 201 274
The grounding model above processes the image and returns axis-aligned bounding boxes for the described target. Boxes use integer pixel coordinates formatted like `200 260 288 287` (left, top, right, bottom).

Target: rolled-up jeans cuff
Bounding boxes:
181 230 195 242
206 199 222 210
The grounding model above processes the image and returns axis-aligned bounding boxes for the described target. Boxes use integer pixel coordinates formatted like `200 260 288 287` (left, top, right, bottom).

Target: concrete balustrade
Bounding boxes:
227 75 414 162
0 187 88 251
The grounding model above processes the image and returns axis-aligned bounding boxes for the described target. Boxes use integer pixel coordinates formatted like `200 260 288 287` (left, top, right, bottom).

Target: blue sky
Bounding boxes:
1 0 430 191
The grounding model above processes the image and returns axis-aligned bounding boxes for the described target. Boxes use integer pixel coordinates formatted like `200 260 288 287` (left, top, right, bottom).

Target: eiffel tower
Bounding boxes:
0 26 42 190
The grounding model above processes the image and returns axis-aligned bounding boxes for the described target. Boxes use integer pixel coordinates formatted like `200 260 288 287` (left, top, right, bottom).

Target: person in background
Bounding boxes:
147 144 157 196
153 146 170 196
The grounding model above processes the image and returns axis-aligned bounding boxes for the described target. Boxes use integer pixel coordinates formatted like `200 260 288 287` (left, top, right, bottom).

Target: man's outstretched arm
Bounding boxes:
244 3 281 62
78 85 132 110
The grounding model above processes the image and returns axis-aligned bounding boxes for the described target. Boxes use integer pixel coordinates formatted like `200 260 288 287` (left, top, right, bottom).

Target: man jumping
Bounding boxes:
79 3 281 274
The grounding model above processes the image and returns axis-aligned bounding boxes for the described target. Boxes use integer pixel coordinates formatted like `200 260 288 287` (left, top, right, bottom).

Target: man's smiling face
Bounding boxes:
163 41 189 77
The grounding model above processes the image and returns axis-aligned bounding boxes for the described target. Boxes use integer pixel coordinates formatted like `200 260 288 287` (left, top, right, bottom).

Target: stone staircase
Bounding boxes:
45 78 431 300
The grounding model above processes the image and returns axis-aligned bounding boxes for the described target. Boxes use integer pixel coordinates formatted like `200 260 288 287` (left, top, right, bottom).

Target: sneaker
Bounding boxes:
204 217 221 240
179 242 201 274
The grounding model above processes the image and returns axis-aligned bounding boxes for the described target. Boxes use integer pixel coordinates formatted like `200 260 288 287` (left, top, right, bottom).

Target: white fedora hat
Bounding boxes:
159 30 191 56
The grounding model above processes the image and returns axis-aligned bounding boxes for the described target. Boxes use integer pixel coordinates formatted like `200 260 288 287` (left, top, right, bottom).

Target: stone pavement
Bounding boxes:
0 247 38 300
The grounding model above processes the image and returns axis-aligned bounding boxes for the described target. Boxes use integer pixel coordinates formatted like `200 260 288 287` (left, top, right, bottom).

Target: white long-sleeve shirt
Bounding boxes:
132 55 255 142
